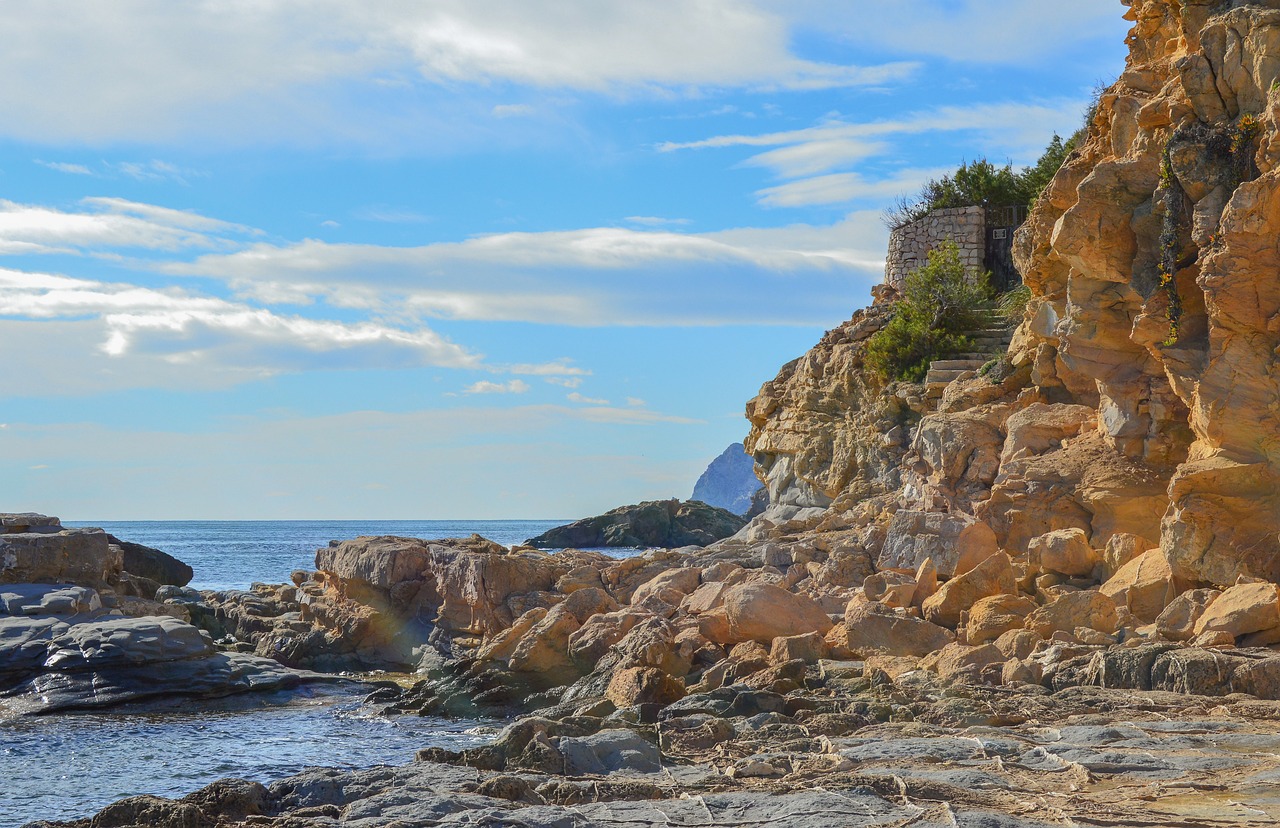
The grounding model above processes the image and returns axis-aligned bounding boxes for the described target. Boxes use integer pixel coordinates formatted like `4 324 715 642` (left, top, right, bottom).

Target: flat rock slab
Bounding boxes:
0 584 101 617
4 651 312 714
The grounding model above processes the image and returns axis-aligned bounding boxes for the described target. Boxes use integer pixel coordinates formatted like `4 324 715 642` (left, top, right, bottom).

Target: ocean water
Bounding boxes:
1 684 497 826
62 519 590 590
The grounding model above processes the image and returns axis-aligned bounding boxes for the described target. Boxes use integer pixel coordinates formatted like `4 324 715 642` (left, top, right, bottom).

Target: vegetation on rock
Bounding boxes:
864 241 993 382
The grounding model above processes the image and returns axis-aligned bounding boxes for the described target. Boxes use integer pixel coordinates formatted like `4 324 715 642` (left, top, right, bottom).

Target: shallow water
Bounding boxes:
63 519 635 590
0 683 496 826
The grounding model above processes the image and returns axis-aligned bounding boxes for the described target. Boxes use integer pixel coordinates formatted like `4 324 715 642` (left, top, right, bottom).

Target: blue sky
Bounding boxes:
0 0 1129 519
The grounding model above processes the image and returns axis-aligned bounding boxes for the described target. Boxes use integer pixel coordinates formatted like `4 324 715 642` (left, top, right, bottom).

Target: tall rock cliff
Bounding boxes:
741 0 1280 588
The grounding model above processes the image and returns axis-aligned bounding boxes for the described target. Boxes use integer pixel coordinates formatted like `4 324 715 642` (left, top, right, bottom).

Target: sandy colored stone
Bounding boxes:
1028 529 1099 578
839 601 953 657
769 632 827 665
605 666 685 708
1155 589 1220 642
965 594 1038 645
1100 549 1189 623
1194 582 1280 639
1027 591 1118 639
720 582 833 644
922 553 1016 629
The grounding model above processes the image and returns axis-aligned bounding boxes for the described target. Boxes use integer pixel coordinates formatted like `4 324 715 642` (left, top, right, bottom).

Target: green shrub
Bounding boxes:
866 242 994 382
997 283 1033 322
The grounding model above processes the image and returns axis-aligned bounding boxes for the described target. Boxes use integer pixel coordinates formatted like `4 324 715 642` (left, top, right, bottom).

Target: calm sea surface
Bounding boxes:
5 519 636 826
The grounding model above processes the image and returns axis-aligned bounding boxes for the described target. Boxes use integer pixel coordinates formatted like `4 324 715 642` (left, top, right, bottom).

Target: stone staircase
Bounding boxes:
924 310 1014 398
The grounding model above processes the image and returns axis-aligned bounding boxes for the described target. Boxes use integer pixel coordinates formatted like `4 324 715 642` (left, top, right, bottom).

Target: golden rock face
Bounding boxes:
744 0 1280 586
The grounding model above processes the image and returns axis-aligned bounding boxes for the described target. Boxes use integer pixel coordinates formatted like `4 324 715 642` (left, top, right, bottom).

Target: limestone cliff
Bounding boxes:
743 0 1280 588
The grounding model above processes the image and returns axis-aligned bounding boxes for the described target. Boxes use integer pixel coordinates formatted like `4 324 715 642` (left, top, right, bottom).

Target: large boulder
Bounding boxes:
877 510 997 578
922 553 1016 629
0 518 121 589
965 594 1038 645
1027 591 1118 638
1100 549 1189 622
525 499 746 549
108 535 194 587
1028 529 1100 577
1193 582 1280 639
839 601 953 657
720 583 833 644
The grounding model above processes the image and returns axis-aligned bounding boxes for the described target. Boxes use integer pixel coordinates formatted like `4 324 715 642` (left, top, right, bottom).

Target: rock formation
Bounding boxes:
691 443 763 515
0 515 318 715
525 499 746 549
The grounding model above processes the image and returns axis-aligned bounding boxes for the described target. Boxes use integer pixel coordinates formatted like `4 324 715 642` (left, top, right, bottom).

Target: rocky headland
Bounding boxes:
17 1 1280 825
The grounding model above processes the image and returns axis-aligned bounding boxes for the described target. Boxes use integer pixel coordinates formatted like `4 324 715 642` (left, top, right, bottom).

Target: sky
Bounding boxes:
0 1 1130 520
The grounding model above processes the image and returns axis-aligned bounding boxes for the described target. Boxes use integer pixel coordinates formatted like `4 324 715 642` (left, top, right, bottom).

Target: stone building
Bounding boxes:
884 205 1026 294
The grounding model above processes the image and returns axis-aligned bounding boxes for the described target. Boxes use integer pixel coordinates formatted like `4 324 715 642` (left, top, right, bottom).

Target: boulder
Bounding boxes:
559 729 661 776
720 583 833 644
605 666 685 708
1027 591 1118 638
839 602 953 657
0 526 121 589
1193 582 1280 639
922 553 1016 629
965 594 1038 645
525 499 746 549
768 632 827 665
1028 528 1099 578
1099 549 1189 622
920 642 1005 683
567 609 651 671
877 510 997 578
630 567 701 607
1155 589 1221 641
108 534 193 587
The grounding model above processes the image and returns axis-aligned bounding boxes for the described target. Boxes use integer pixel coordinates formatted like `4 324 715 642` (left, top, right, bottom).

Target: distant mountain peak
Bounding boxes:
691 443 763 516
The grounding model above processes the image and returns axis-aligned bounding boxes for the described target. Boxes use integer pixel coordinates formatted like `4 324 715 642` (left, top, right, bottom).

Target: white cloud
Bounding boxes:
0 197 252 255
0 266 480 390
492 104 535 118
626 397 646 407
547 376 583 389
36 160 93 175
0 0 917 145
756 167 952 208
567 392 610 405
507 360 591 377
109 160 204 184
351 205 434 224
463 379 530 394
664 101 1088 208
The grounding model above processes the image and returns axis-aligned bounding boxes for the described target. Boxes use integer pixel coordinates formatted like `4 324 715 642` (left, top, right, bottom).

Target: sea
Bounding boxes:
3 519 637 826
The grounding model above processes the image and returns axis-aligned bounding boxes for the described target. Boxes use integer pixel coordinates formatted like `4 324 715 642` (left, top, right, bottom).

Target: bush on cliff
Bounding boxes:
865 241 993 383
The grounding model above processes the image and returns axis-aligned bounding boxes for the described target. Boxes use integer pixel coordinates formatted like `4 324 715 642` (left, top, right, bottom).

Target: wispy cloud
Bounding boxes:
109 160 205 185
0 1 919 145
625 216 692 227
462 379 530 394
567 391 609 405
492 104 535 118
36 160 93 176
351 205 434 224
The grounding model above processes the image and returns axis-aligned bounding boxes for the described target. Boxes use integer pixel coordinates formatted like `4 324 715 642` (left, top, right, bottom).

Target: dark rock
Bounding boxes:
108 534 194 587
526 499 746 549
691 443 764 515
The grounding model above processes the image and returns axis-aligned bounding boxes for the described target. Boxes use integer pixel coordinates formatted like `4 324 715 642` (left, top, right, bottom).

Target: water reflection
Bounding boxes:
1 684 495 826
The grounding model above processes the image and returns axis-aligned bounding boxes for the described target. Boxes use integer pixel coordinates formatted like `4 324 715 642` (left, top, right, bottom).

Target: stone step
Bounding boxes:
925 368 975 384
930 359 990 370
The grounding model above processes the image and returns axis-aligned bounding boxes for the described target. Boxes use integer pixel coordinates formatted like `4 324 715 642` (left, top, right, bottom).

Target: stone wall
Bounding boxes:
884 206 985 291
